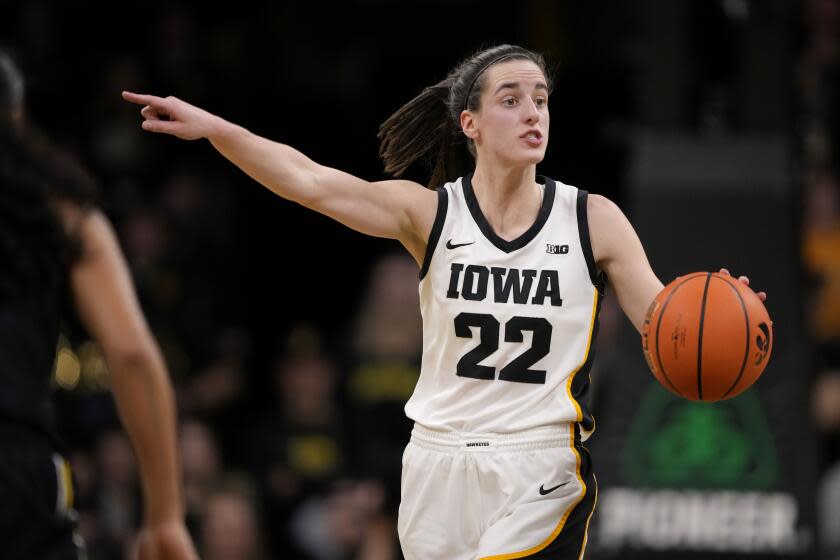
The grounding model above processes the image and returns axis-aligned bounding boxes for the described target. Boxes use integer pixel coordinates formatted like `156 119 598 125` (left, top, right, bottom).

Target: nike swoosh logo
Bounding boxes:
539 482 569 495
446 239 475 249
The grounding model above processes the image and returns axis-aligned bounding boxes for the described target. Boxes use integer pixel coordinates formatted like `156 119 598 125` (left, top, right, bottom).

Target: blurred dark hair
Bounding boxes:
0 48 24 129
0 49 98 301
377 44 553 189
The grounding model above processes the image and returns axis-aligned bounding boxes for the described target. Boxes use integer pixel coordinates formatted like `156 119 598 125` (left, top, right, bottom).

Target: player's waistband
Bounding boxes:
410 423 574 453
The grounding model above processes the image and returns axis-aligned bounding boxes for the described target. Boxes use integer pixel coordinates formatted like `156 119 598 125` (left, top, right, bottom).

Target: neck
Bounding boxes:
470 163 542 241
471 163 537 204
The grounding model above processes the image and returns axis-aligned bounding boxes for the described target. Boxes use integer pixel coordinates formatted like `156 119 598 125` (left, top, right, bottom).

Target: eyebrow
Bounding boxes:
494 81 549 95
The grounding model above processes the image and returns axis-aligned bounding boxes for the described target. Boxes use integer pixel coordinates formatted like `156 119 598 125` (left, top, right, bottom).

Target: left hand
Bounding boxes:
719 268 767 302
132 520 199 560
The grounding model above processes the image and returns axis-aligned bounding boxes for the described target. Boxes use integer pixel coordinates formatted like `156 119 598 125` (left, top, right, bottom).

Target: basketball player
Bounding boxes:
0 50 197 559
124 44 765 559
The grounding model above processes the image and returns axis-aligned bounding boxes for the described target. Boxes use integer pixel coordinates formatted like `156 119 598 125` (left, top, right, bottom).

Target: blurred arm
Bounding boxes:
68 208 195 557
588 194 663 335
121 92 438 265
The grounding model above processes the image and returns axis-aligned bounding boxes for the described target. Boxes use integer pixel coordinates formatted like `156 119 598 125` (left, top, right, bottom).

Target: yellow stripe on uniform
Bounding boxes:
53 453 74 512
61 457 74 510
577 474 599 560
479 430 587 560
566 289 600 424
479 290 600 560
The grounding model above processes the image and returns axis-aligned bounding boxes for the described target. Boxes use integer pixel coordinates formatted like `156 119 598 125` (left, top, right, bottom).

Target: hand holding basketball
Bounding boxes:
719 267 767 302
642 270 773 402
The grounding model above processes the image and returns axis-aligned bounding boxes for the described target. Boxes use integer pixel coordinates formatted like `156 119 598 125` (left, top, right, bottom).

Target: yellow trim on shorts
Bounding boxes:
577 474 598 560
479 291 599 560
60 457 74 510
479 431 587 559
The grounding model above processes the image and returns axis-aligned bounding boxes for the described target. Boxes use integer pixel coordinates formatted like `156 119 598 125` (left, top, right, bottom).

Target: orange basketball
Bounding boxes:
641 272 773 401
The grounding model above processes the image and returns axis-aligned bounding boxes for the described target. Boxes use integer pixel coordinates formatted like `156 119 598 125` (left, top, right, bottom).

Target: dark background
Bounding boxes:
4 1 839 558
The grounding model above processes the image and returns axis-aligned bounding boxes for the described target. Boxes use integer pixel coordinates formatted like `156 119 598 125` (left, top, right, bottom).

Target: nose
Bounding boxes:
523 98 540 123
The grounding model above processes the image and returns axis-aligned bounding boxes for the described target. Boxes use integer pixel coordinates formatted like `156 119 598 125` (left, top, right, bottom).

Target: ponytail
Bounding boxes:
377 77 470 189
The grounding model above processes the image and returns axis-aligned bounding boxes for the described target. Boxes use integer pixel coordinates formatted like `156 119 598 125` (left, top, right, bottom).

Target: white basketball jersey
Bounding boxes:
406 173 605 440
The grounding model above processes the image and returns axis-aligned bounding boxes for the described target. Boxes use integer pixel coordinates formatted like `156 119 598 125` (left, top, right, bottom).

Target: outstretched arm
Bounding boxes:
588 195 766 335
121 91 437 264
67 208 197 560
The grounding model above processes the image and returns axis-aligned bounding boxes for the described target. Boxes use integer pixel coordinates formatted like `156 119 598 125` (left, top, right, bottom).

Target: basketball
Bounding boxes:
641 272 773 401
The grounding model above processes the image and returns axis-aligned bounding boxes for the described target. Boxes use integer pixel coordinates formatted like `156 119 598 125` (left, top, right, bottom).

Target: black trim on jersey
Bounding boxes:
576 190 607 290
570 291 603 435
419 187 448 281
462 173 556 253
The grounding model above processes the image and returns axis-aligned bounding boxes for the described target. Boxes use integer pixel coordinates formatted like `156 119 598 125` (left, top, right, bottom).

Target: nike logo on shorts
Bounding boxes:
539 481 569 495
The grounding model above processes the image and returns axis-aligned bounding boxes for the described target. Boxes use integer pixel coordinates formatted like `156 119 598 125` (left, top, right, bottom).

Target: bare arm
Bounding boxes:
588 195 768 335
588 194 663 335
121 91 438 264
68 208 197 559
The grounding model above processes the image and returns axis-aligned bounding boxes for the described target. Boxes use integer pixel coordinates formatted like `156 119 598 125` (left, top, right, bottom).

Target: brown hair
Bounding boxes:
377 44 552 189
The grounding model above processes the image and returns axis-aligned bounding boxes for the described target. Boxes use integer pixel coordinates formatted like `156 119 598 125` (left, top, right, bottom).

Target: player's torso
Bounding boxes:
0 287 64 435
407 173 603 436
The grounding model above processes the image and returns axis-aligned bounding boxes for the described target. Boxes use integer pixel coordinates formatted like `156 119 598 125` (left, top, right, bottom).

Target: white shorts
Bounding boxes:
398 423 597 560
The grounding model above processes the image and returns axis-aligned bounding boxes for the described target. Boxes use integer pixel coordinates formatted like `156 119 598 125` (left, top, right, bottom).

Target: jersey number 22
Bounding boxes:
454 312 551 384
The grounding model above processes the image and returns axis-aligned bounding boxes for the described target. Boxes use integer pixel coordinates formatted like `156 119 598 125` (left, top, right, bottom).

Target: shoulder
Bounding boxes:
52 198 98 242
586 192 622 217
371 178 438 204
585 193 633 265
374 178 439 221
586 193 628 235
65 207 123 263
370 178 443 265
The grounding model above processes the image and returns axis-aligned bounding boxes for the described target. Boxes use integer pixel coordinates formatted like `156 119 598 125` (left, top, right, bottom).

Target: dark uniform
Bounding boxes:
0 280 84 559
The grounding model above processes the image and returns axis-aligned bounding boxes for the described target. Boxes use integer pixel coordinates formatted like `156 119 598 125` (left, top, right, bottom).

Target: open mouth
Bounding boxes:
521 131 543 145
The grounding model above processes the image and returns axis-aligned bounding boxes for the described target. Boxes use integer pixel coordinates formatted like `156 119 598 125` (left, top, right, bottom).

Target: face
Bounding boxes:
461 59 549 167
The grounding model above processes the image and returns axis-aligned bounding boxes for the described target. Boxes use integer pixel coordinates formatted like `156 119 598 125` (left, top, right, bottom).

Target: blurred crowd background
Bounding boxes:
3 0 840 558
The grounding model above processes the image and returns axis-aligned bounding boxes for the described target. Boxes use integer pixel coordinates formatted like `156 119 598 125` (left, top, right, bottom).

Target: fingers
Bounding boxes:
141 119 179 134
735 274 753 289
140 105 163 120
122 90 164 106
719 268 767 301
125 92 172 125
720 269 750 285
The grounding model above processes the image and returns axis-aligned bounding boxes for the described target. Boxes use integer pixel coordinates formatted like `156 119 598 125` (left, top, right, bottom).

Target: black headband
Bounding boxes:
462 52 524 112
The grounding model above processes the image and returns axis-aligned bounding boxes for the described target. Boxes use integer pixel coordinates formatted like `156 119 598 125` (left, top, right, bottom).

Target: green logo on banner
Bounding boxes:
623 384 778 489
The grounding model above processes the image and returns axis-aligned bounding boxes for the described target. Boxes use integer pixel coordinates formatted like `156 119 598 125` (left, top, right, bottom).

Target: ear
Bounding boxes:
460 109 479 141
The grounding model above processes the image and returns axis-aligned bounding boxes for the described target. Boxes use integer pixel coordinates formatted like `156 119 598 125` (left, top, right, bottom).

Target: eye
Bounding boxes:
535 97 547 107
503 97 518 107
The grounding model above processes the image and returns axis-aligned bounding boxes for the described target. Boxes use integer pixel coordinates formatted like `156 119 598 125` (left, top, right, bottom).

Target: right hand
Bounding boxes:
132 519 199 560
122 91 221 141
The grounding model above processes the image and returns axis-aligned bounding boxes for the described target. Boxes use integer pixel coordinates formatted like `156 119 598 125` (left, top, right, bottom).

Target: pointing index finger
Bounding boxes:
122 91 162 106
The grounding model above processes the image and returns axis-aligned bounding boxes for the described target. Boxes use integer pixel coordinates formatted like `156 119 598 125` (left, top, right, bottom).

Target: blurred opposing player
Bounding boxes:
0 49 197 560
